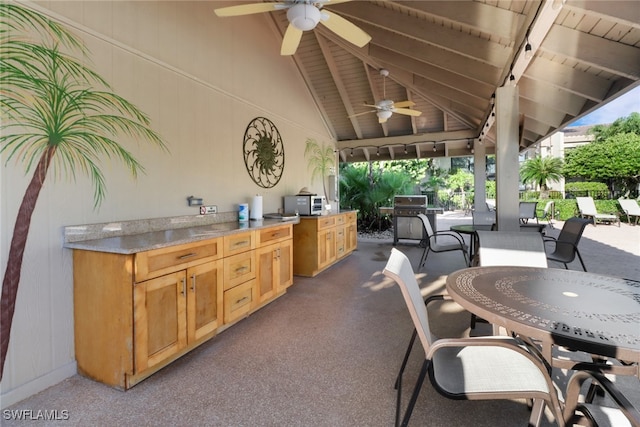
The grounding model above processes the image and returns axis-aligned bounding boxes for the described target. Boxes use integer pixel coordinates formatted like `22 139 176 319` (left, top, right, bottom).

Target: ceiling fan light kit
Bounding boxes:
287 4 321 31
214 0 371 56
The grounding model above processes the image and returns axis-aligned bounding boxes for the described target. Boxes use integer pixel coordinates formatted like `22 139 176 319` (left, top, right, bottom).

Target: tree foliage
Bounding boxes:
339 162 414 231
564 114 640 194
520 156 564 196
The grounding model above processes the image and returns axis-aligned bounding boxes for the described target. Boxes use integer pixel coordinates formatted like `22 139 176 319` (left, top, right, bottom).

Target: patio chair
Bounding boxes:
416 213 468 269
383 248 565 427
470 230 547 328
540 200 555 228
563 370 640 427
472 210 496 226
543 217 592 271
618 198 640 226
576 197 620 227
519 201 539 224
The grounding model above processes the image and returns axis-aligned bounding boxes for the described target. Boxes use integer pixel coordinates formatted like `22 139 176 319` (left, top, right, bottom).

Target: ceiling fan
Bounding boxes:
214 0 371 56
349 69 423 124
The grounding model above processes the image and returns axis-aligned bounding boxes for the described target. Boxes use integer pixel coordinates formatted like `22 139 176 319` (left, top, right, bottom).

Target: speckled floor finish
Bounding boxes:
4 216 640 426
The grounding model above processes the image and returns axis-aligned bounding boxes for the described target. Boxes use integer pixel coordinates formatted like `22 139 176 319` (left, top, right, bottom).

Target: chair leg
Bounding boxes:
419 247 430 268
395 329 417 390
398 360 429 427
576 250 587 272
528 398 546 427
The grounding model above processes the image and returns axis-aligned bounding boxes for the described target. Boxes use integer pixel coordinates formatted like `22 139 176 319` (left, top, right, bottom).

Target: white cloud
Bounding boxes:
570 86 640 126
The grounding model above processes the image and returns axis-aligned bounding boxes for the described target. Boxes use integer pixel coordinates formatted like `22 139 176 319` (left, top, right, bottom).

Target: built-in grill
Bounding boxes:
392 195 443 245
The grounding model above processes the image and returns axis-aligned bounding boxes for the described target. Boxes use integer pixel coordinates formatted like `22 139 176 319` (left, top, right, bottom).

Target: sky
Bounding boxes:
569 85 640 126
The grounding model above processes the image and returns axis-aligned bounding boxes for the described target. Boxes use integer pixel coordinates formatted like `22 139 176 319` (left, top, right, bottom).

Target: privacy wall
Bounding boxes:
0 1 333 407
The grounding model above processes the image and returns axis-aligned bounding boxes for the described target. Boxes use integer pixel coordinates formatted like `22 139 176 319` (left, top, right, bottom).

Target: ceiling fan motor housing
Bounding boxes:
288 4 321 31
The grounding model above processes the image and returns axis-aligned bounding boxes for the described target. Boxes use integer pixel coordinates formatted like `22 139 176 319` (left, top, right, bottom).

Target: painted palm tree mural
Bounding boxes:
0 3 166 379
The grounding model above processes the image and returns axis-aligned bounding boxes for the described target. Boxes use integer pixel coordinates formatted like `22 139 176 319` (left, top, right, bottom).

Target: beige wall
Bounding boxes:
1 1 334 406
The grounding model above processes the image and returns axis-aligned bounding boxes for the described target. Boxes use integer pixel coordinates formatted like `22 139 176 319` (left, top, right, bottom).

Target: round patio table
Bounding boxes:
449 224 492 260
446 266 640 375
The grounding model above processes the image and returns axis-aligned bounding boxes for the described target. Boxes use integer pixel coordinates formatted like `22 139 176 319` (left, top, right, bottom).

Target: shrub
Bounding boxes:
565 182 609 199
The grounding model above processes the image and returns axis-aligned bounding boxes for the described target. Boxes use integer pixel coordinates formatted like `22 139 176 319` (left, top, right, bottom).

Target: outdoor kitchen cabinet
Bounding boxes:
71 222 295 390
256 224 294 304
74 238 224 389
292 211 357 277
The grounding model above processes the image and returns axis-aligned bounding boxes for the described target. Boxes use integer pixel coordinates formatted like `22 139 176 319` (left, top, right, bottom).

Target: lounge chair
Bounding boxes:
576 197 620 227
540 200 555 228
618 198 640 226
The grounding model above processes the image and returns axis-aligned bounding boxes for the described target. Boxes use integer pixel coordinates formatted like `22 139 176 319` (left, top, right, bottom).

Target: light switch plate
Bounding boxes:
199 205 217 215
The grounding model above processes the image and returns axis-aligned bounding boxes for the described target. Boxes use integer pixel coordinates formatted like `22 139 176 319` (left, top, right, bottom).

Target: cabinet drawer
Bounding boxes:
224 279 255 324
257 224 292 246
335 214 346 226
317 216 336 230
223 251 256 290
223 231 255 256
135 238 222 282
345 211 357 224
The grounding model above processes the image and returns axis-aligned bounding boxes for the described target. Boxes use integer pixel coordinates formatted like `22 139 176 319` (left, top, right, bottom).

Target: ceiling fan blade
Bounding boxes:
319 10 371 48
347 110 376 118
321 0 353 5
393 108 422 117
214 3 284 17
362 103 380 109
281 24 303 55
393 100 416 108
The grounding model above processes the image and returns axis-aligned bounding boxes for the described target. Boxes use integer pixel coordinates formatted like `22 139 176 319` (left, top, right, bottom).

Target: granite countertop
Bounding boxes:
64 218 299 255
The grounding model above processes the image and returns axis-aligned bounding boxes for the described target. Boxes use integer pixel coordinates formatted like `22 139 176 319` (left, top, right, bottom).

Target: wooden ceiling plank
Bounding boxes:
333 2 511 67
315 34 365 140
565 1 640 29
392 1 523 40
542 25 640 79
370 45 495 99
523 58 609 102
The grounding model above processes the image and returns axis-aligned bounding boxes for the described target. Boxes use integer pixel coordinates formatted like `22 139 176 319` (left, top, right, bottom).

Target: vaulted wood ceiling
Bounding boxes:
259 0 639 162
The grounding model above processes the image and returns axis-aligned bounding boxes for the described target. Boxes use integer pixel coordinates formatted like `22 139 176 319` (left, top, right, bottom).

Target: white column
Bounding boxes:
495 85 520 231
473 140 487 212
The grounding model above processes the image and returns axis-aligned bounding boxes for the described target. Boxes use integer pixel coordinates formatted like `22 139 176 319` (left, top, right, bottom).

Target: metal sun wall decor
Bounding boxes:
243 117 284 188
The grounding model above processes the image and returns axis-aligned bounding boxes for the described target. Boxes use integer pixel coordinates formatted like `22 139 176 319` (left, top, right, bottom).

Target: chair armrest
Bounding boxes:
564 370 640 427
431 231 466 247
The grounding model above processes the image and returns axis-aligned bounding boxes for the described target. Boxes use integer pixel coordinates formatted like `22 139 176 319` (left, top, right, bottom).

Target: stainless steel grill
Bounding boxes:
392 195 443 245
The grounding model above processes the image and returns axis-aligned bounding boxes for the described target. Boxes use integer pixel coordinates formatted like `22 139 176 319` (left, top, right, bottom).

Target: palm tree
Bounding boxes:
304 138 335 202
0 3 166 379
520 156 564 198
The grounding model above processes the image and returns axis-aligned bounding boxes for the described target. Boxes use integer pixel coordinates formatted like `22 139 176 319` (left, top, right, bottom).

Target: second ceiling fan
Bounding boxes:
214 0 371 56
349 69 423 124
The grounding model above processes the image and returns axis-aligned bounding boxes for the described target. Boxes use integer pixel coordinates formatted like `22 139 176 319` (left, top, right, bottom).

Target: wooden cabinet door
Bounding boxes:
186 260 223 343
276 239 293 294
346 222 357 253
318 228 336 269
255 244 277 304
134 271 187 373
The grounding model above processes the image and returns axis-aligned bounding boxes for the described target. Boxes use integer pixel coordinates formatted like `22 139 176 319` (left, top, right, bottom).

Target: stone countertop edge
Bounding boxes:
63 216 299 255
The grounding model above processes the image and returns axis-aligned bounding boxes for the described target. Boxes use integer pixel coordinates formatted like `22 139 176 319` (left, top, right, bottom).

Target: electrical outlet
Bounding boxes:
199 205 217 215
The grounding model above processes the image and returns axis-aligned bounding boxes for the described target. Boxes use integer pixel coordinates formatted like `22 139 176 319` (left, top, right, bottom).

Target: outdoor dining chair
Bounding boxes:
618 198 640 226
543 217 592 271
563 370 640 427
576 197 620 227
470 230 548 329
383 248 566 427
472 210 496 226
416 213 468 269
519 201 539 224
